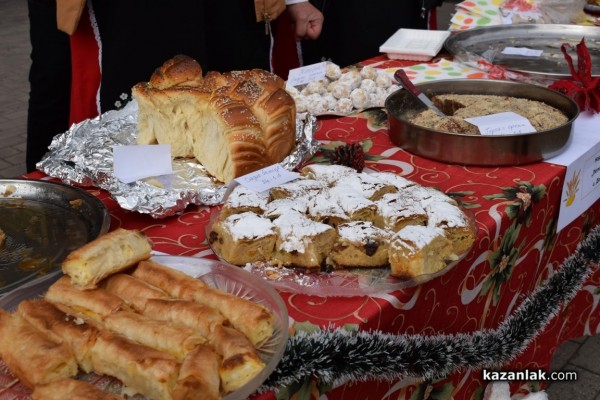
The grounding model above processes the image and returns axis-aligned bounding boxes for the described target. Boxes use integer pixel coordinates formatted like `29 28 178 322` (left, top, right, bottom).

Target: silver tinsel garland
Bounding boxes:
260 224 600 393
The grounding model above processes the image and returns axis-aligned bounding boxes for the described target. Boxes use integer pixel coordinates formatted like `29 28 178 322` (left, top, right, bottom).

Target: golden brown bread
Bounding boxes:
149 54 204 90
61 228 153 289
132 55 296 183
0 309 78 389
32 378 124 400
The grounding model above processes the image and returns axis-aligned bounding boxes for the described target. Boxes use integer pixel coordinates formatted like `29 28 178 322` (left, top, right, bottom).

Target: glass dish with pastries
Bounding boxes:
0 228 288 400
207 164 477 297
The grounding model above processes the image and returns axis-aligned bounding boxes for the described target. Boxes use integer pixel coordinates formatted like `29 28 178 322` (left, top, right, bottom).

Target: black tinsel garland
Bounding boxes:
260 225 600 393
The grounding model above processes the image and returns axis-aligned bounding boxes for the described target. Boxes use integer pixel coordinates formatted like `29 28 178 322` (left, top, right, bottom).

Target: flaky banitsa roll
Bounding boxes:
45 276 128 321
16 299 98 373
101 273 170 311
132 259 275 346
101 310 206 361
0 309 78 388
90 330 180 400
211 324 266 393
61 228 153 289
131 258 208 297
142 298 228 339
171 344 222 400
32 378 124 400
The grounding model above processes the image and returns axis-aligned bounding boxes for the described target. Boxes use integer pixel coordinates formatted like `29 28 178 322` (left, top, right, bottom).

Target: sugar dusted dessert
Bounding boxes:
219 184 269 220
389 225 456 279
212 164 476 276
208 212 276 265
425 201 476 255
375 192 428 232
329 221 391 268
272 212 337 269
286 62 399 116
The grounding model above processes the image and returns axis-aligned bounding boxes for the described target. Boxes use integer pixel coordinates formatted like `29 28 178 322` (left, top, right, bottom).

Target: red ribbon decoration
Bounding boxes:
549 38 600 114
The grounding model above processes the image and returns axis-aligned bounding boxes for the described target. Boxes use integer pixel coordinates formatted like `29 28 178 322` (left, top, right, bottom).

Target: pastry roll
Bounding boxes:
133 260 275 346
102 310 206 361
141 298 264 392
101 273 170 311
131 259 207 298
142 298 228 339
212 324 266 393
16 299 98 373
171 344 222 400
61 228 153 289
32 378 124 400
45 276 128 320
90 330 180 400
0 309 78 389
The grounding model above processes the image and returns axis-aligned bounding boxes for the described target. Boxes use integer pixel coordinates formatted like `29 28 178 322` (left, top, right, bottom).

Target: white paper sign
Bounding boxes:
286 62 327 87
465 112 536 135
113 144 173 184
235 164 299 192
546 113 600 232
502 47 543 57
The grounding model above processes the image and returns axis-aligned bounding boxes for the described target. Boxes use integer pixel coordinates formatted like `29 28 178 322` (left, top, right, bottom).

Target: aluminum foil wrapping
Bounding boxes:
37 101 320 218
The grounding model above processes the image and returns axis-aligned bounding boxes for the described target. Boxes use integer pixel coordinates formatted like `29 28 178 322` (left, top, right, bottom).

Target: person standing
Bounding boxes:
26 0 72 172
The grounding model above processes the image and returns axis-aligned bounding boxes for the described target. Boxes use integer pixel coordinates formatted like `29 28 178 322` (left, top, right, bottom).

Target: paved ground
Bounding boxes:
1 1 599 398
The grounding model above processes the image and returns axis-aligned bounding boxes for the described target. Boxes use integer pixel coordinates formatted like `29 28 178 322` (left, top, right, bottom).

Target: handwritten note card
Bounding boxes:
113 144 173 183
465 112 536 135
235 164 299 193
286 62 327 87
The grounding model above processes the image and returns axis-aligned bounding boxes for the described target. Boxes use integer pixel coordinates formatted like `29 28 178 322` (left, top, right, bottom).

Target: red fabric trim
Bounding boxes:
69 6 101 125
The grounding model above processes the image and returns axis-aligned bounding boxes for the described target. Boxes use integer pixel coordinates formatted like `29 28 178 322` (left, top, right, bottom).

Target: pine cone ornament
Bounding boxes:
330 142 365 172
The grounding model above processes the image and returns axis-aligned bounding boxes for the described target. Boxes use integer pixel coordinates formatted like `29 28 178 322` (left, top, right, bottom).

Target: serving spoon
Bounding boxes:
394 69 446 117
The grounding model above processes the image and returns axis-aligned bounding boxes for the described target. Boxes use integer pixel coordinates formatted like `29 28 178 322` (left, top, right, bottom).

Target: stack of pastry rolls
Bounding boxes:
0 228 276 400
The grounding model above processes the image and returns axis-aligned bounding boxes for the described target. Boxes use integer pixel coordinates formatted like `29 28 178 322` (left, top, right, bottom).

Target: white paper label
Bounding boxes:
465 112 537 136
286 62 327 87
113 144 173 184
235 164 299 192
502 47 543 57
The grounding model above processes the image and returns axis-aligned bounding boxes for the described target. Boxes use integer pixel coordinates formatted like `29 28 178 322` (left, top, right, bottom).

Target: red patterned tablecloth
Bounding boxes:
10 58 600 400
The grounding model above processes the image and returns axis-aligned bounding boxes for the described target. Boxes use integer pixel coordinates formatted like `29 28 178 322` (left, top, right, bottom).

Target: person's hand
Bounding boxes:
286 2 324 40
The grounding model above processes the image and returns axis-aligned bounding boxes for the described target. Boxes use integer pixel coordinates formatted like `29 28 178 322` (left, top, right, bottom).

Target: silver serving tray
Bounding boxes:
385 79 579 166
0 179 110 295
445 24 600 82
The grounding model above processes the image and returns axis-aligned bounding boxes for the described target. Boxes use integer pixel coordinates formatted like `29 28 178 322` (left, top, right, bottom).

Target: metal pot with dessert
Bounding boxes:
385 79 579 166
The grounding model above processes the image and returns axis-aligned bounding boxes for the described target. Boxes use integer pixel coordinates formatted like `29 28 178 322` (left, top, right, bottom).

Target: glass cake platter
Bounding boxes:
0 255 288 400
207 206 474 298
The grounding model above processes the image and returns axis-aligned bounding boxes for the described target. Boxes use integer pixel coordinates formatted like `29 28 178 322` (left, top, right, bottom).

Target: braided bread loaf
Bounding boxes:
132 55 296 183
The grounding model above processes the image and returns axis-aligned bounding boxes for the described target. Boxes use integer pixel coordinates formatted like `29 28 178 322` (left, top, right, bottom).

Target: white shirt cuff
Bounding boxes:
285 0 308 5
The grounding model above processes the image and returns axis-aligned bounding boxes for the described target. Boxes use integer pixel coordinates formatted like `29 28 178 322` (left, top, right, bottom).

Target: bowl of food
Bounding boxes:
385 79 579 166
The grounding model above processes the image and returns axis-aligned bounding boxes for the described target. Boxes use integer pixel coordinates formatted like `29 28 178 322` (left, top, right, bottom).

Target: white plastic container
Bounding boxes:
379 28 451 61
